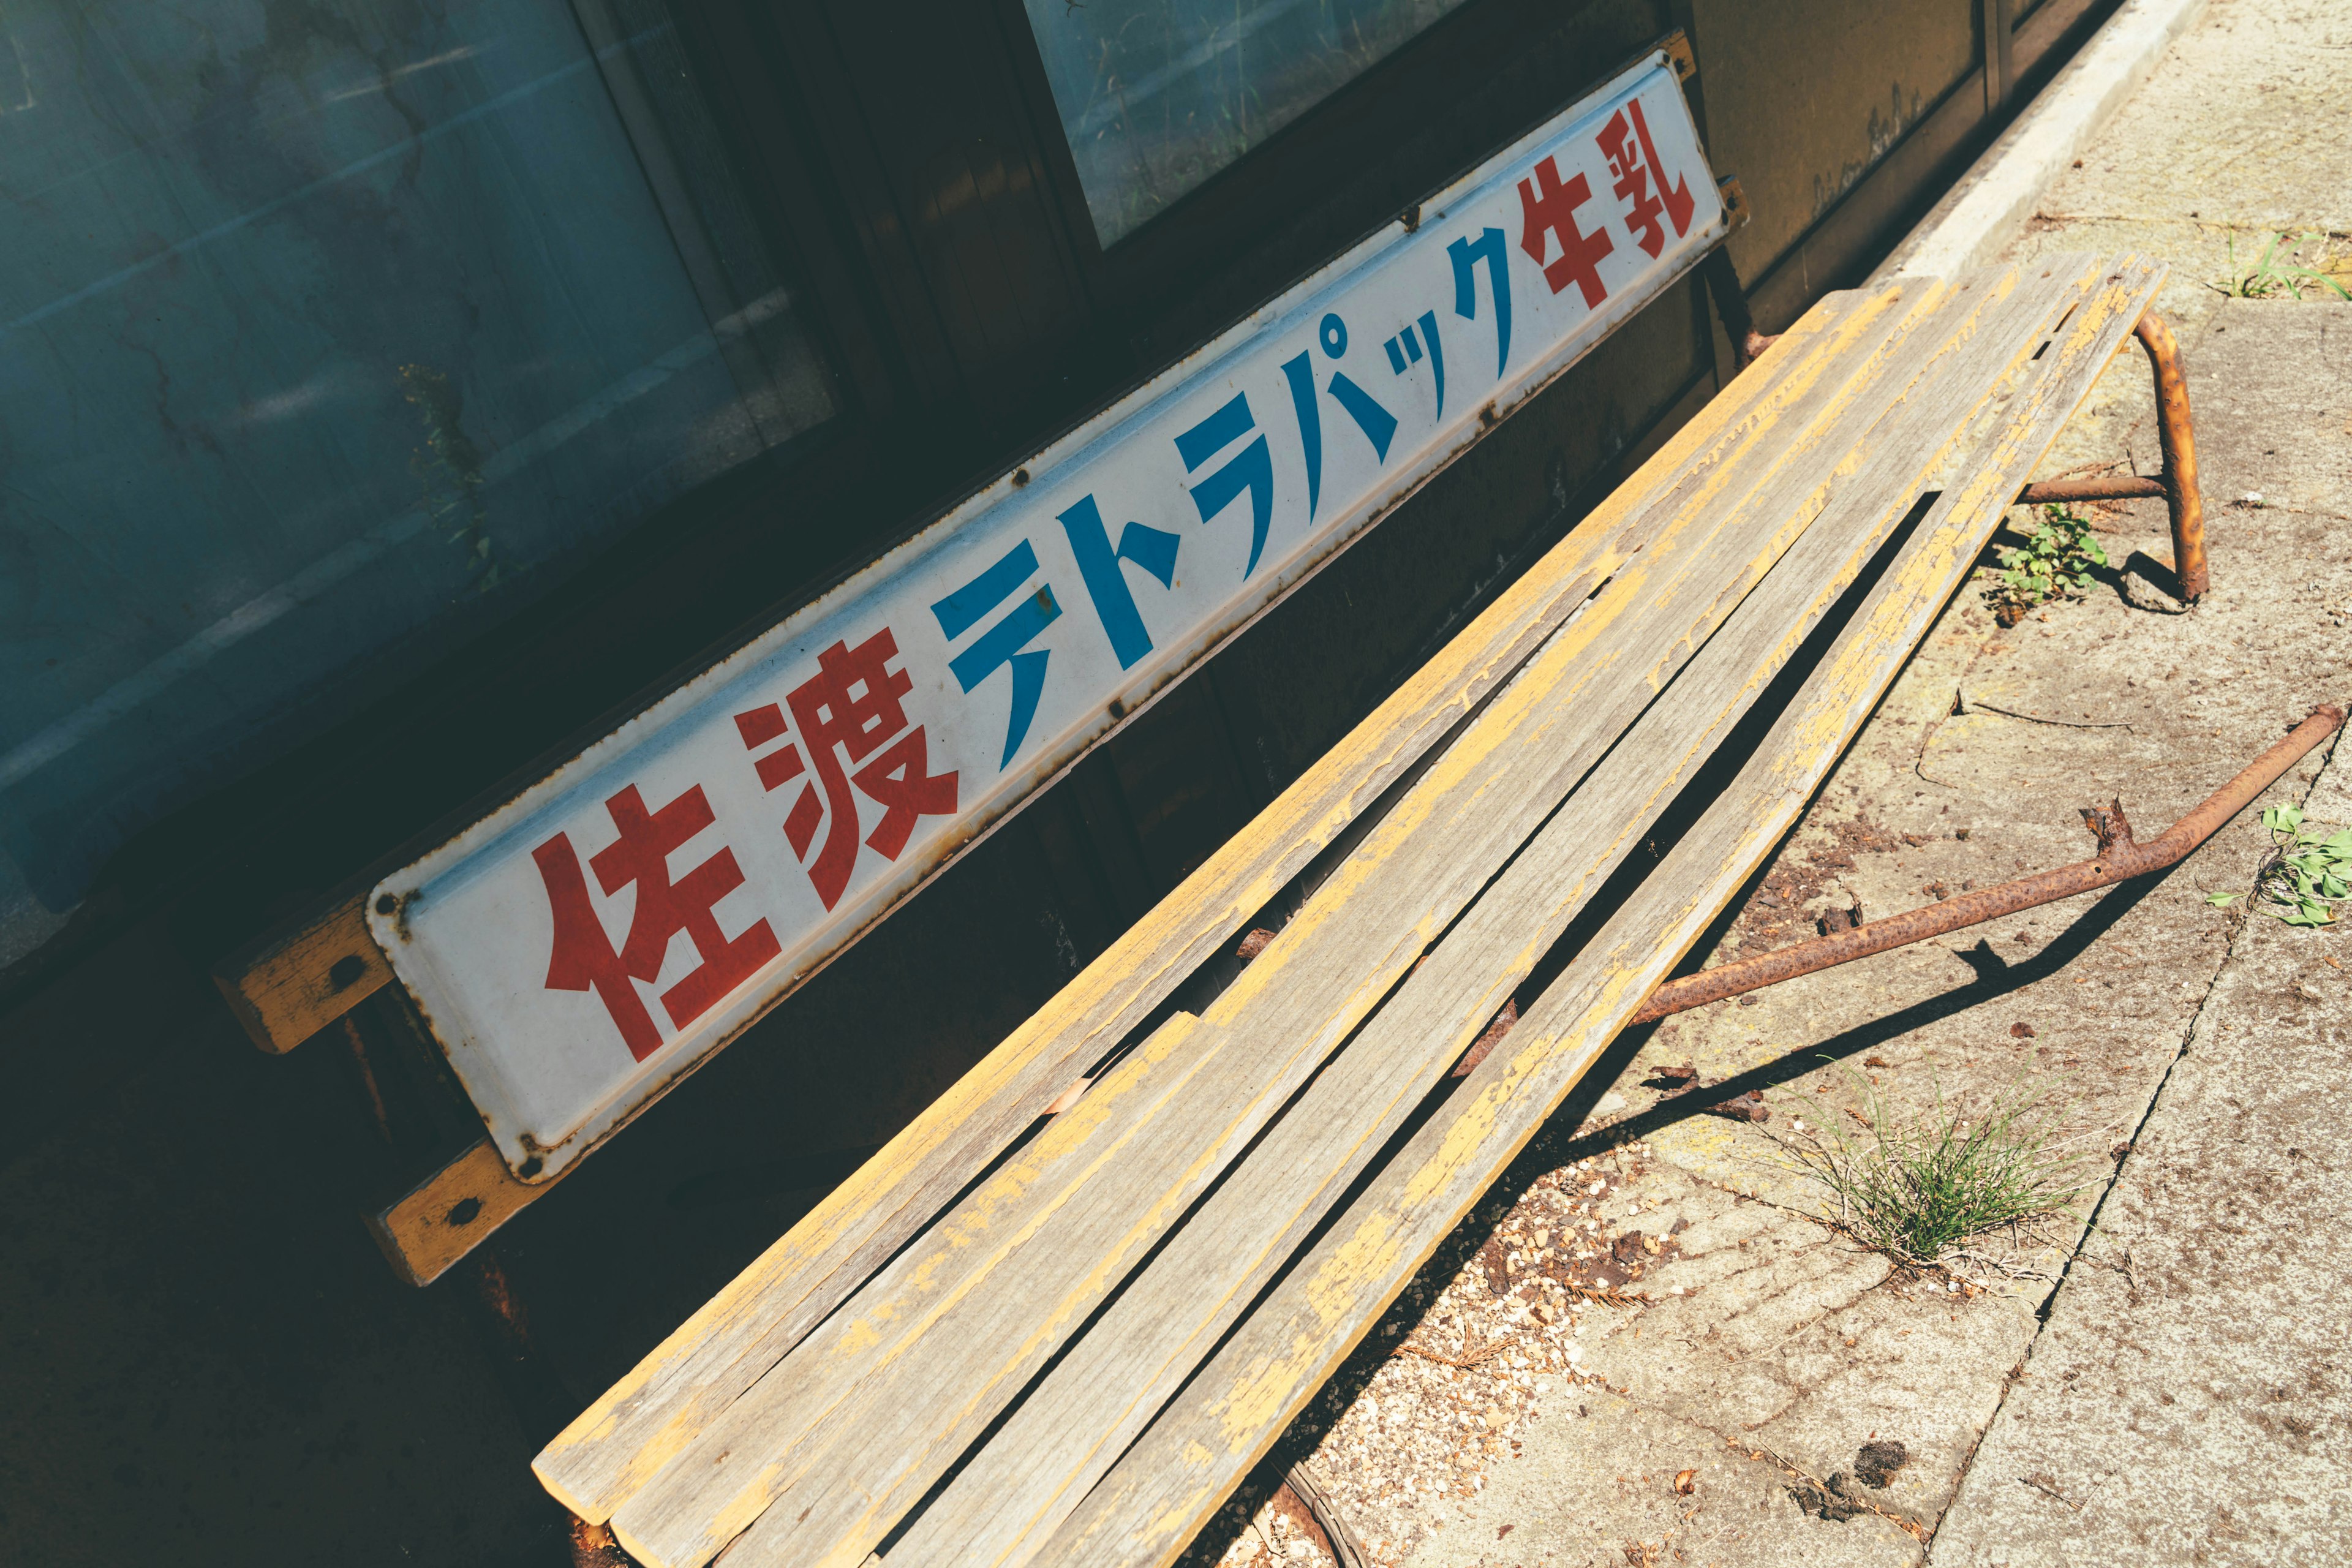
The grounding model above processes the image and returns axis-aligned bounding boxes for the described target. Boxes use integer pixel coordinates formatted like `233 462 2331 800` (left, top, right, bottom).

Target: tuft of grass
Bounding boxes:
2211 229 2352 301
1986 502 2107 625
2208 804 2351 927
1779 1068 2090 1268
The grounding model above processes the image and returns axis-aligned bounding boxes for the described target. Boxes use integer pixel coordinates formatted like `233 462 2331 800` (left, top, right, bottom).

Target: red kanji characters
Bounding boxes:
1596 98 1695 259
734 627 959 911
1517 153 1615 309
534 783 781 1061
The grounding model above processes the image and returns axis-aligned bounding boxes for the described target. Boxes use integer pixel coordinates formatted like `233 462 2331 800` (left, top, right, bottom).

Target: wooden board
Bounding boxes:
545 255 2162 1566
212 893 388 1054
872 258 2116 1568
365 1137 541 1287
1026 254 2166 1568
590 280 1963 1566
724 254 2141 1568
603 1008 1273 1568
531 277 1893 1524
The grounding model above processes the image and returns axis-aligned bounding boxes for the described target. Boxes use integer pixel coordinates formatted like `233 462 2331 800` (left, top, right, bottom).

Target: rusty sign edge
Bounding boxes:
371 47 1725 1182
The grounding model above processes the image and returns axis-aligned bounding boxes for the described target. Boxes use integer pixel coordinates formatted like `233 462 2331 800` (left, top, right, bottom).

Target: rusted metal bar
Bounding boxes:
1700 246 1779 369
1630 705 2344 1023
2138 311 2208 601
569 1515 631 1568
2011 311 2207 601
2015 475 2166 505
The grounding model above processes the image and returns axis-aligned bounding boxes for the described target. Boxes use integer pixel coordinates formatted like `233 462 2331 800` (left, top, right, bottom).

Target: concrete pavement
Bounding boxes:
1199 4 2352 1565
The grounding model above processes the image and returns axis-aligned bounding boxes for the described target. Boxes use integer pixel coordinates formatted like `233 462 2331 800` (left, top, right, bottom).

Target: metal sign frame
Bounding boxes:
369 44 1728 1182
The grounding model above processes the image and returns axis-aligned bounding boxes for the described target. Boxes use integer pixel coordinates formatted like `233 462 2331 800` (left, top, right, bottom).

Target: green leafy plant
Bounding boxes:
1779 1068 2089 1268
2236 804 2351 927
1988 502 2108 624
2212 230 2352 301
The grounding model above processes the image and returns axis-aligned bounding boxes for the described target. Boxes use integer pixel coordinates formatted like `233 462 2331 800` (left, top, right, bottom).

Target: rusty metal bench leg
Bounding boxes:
2016 308 2207 603
1700 246 1778 369
569 1514 630 1567
2135 311 2208 601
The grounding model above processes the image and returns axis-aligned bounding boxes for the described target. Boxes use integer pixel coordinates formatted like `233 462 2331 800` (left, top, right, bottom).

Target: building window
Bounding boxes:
1023 0 1473 247
0 0 834 956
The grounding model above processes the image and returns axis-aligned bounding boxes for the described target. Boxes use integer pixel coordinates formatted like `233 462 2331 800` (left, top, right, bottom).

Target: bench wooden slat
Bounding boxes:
872 260 2114 1568
589 1006 1273 1567
623 279 2011 1565
599 281 1966 1567
710 257 2114 1568
1028 254 2165 1568
531 279 1887 1525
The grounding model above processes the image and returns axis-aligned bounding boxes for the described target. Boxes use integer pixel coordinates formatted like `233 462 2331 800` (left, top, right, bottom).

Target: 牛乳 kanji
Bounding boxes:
1596 98 1694 258
1517 153 1614 307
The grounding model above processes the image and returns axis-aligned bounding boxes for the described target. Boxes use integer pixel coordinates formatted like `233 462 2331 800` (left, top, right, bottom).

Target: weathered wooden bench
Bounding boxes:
530 247 2204 1568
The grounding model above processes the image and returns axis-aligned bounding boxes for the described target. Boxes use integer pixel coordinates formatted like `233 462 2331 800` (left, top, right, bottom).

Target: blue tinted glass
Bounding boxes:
1023 0 1473 246
0 0 834 959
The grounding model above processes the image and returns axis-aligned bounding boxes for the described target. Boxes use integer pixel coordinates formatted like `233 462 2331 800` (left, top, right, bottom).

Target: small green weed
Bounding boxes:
1988 502 2108 625
2211 230 2352 302
2205 804 2351 927
1780 1068 2089 1268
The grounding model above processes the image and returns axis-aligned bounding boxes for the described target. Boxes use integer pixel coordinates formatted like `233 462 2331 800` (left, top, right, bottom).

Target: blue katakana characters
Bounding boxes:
930 539 1061 769
1057 494 1179 669
1318 313 1399 460
1277 355 1321 522
1174 393 1275 577
1383 309 1447 418
1447 226 1513 377
1278 312 1400 525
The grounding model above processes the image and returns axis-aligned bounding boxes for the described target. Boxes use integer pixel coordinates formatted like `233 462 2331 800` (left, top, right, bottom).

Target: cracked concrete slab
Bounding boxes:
1927 688 2352 1567
1397 1384 1921 1568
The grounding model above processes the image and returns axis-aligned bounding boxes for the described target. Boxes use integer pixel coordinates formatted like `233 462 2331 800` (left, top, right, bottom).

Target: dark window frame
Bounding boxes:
987 0 1679 371
6 0 1684 1000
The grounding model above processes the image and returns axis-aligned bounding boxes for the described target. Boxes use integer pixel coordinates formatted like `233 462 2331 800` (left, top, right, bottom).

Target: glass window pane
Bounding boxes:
0 0 835 959
1023 0 1474 247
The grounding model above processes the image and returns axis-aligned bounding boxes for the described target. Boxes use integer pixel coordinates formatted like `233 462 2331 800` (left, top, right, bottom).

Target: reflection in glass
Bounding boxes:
1023 0 1472 246
0 0 834 959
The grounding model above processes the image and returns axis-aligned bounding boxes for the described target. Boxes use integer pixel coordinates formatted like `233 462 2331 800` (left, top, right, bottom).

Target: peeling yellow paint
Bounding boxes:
545 262 2171 1562
1061 258 2164 1568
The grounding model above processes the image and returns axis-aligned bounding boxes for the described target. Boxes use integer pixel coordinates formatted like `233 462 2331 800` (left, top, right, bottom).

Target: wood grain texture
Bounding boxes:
872 262 2103 1568
608 1011 1276 1568
595 279 1956 1562
211 894 388 1054
532 281 1888 1525
870 254 2135 1568
366 1137 540 1287
1027 254 2166 1568
660 270 2029 1567
548 254 2160 1565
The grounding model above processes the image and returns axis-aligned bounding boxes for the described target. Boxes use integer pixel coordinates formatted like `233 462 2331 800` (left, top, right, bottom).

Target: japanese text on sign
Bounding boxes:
369 53 1727 1181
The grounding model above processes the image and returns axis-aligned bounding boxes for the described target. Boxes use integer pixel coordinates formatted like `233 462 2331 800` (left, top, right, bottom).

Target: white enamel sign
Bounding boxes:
372 51 1727 1179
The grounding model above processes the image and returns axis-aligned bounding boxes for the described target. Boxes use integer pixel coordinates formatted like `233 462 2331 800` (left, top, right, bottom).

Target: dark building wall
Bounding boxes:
0 2 2114 1562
